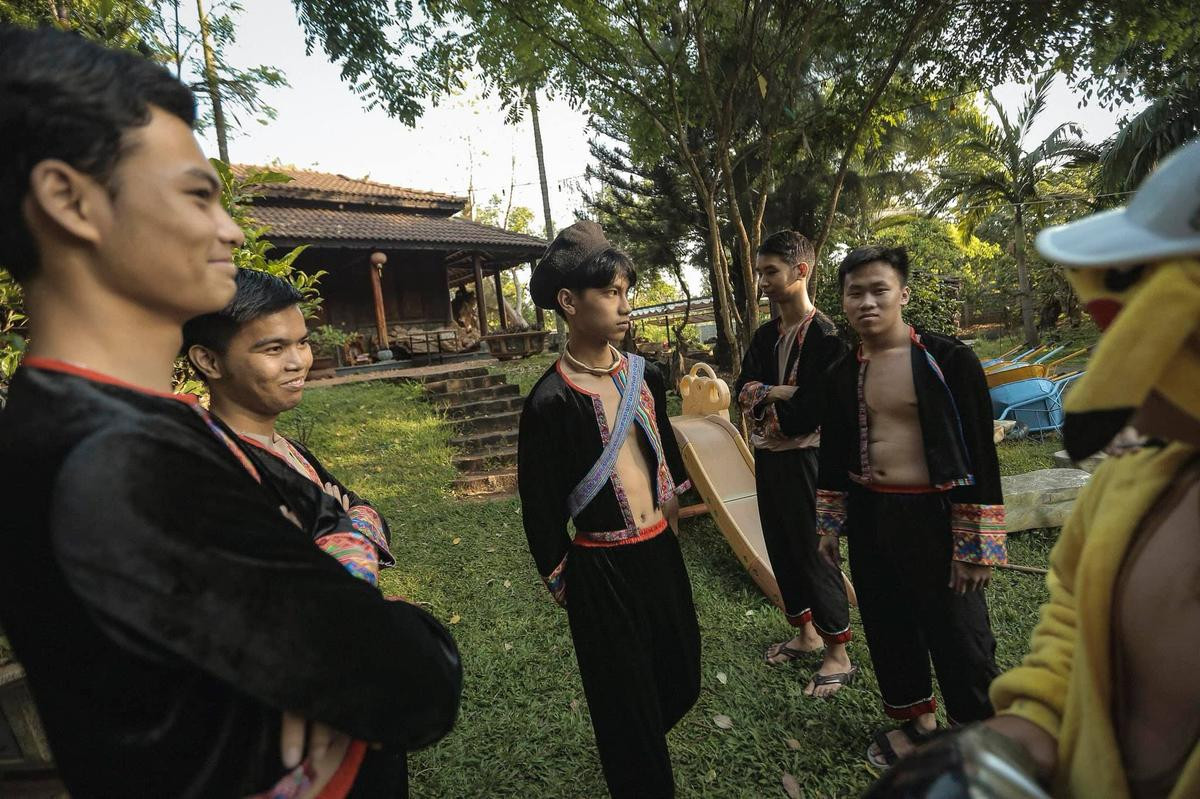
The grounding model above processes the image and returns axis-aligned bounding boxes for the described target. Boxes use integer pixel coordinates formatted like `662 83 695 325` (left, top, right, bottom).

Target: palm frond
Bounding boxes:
1097 83 1200 193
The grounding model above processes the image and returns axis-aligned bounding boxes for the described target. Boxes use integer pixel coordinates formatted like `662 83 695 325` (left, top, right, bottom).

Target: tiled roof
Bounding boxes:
231 165 466 212
248 204 547 258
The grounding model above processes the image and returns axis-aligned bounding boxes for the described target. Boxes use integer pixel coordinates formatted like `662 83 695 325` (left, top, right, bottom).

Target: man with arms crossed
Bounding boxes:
735 230 854 697
0 26 459 797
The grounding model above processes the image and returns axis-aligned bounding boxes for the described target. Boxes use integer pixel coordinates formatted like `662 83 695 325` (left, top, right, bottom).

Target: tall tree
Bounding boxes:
927 73 1097 346
195 0 228 161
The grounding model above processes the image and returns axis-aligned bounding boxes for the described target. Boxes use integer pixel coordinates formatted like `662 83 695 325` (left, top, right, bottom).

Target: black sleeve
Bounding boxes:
290 439 393 560
51 426 461 751
646 363 690 491
815 364 853 536
775 334 847 437
946 345 1004 509
517 395 572 602
733 329 771 399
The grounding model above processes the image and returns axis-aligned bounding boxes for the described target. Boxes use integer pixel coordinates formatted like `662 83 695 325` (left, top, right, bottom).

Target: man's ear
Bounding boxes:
188 345 224 381
900 284 911 306
24 159 109 247
795 260 811 281
557 287 577 318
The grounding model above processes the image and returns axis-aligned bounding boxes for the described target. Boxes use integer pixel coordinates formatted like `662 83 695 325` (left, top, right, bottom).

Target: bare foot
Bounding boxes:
803 645 854 698
765 631 823 665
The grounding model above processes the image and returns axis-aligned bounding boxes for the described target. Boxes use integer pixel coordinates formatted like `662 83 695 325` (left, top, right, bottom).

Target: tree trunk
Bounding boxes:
811 3 933 289
528 87 562 337
196 0 229 163
1014 207 1038 347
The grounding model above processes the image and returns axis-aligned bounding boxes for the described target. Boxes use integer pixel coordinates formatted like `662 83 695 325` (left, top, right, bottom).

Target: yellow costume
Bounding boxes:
990 138 1200 799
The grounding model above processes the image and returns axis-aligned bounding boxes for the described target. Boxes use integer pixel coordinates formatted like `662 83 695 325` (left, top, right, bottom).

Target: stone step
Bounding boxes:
453 446 518 473
444 395 524 419
1001 468 1091 532
450 428 519 454
430 383 521 407
452 468 518 499
424 373 508 395
1052 449 1107 474
411 366 489 385
449 411 521 435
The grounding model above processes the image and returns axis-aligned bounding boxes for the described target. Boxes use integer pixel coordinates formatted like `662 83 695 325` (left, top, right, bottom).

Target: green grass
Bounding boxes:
279 370 1056 799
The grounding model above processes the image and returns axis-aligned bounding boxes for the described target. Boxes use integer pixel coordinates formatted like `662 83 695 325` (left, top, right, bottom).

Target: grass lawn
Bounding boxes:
281 363 1058 799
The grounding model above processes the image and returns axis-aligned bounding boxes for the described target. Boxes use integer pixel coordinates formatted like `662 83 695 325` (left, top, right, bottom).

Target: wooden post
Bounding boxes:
369 252 389 349
532 259 545 330
473 254 488 335
492 265 505 329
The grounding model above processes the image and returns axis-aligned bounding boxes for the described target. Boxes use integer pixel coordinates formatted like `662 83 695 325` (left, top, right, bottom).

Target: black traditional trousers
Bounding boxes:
846 485 998 722
754 448 851 642
566 525 701 799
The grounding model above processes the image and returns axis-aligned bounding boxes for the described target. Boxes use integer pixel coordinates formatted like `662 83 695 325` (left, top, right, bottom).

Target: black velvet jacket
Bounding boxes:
815 328 1007 566
0 360 461 797
517 357 690 600
734 310 847 441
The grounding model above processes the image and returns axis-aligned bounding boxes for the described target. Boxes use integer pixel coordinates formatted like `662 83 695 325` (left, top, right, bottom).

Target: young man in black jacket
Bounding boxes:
0 26 460 797
815 246 1006 767
734 231 854 697
519 221 700 798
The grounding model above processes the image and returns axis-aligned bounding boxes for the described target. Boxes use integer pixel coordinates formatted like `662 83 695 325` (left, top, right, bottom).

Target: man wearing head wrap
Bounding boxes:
977 138 1200 799
518 221 701 798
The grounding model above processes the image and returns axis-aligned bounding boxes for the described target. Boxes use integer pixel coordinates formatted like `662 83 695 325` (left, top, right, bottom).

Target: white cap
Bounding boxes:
1035 137 1200 267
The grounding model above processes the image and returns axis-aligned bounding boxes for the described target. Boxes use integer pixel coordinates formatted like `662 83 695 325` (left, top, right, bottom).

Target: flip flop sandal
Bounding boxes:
764 641 818 665
865 718 939 769
807 665 858 698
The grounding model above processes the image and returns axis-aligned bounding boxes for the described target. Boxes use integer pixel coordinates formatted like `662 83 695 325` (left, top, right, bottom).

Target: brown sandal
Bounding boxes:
763 641 818 665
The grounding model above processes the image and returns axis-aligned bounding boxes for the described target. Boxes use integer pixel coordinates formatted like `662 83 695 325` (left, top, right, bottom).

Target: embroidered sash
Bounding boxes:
566 353 645 518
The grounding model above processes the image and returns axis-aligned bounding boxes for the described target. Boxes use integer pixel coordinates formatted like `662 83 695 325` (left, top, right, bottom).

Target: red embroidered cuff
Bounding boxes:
737 381 771 415
950 503 1007 565
348 504 393 565
816 489 848 537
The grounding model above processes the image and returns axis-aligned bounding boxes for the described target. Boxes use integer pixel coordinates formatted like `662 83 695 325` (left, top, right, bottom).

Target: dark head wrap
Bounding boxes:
529 220 612 310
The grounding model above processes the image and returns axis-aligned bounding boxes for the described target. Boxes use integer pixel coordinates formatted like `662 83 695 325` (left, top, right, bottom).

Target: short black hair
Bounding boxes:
0 25 197 282
556 247 638 316
838 245 910 289
757 230 815 268
183 270 303 358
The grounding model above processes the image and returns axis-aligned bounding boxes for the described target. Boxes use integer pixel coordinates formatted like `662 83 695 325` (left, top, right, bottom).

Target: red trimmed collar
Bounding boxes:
22 357 199 405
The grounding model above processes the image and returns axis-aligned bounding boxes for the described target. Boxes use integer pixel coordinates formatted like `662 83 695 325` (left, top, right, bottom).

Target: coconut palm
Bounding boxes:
926 73 1098 346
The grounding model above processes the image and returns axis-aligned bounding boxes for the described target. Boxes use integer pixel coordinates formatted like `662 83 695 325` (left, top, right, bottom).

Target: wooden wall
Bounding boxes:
296 247 453 333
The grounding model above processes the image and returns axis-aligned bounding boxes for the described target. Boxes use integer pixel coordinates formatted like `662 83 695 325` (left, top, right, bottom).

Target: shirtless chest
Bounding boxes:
573 368 663 528
863 348 931 486
1114 464 1200 794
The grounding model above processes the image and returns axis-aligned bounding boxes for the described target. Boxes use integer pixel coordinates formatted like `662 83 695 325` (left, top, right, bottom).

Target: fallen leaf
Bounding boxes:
704 769 716 783
452 537 462 545
712 714 734 730
785 738 802 751
716 672 728 685
569 699 579 712
503 579 512 588
781 772 803 799
449 614 461 624
745 610 755 616
486 547 496 553
503 642 513 651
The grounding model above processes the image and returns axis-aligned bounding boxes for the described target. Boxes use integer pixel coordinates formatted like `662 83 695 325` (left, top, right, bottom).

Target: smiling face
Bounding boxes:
560 273 633 342
842 260 910 338
755 252 807 301
206 305 313 418
83 107 243 321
